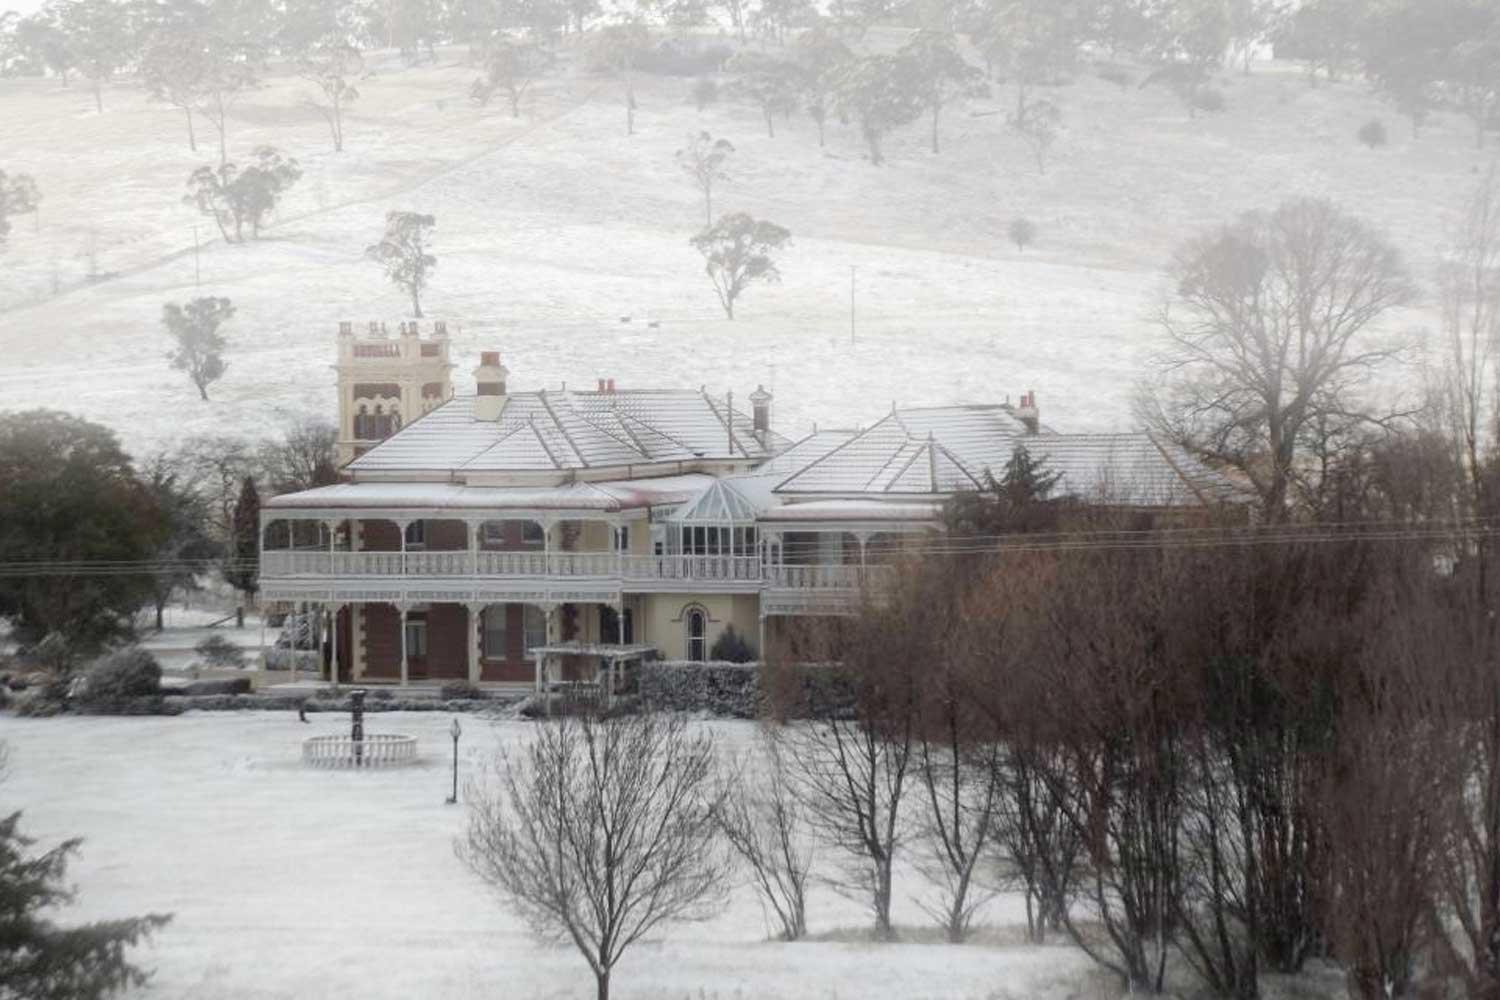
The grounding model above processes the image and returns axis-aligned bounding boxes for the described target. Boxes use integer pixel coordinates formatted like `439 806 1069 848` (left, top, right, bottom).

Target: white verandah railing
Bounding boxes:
261 550 885 590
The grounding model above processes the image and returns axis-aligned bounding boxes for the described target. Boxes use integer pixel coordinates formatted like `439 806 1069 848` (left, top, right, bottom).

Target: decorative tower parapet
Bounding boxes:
334 319 455 466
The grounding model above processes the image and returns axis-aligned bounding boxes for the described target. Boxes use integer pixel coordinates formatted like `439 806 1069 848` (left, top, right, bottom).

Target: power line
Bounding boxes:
0 519 1492 578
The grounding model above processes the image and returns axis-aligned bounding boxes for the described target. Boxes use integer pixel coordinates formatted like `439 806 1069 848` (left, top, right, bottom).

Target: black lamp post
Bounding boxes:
446 716 462 805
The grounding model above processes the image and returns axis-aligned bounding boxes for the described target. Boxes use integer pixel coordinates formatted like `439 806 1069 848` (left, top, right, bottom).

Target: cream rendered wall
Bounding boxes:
638 592 761 660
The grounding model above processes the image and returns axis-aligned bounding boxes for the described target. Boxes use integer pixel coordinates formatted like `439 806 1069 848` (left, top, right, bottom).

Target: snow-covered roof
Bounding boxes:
346 390 791 476
264 475 716 513
772 405 1238 508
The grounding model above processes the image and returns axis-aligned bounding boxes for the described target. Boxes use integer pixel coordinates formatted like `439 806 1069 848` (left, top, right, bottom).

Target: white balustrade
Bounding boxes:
264 545 886 591
302 733 418 768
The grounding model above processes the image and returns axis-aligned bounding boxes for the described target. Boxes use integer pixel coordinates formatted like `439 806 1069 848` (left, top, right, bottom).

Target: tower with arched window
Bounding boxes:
334 320 455 467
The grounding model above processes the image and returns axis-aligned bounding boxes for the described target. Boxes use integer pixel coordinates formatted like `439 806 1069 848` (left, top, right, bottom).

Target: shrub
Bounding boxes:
84 647 162 701
640 661 760 717
1358 118 1388 148
692 76 718 111
1191 86 1226 113
1009 217 1037 252
181 676 252 696
709 625 757 664
1096 63 1134 89
195 634 247 669
20 633 82 675
440 680 486 701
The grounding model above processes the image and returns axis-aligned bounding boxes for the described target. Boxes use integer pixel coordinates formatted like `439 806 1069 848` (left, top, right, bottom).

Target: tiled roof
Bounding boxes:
773 405 1237 508
347 390 790 475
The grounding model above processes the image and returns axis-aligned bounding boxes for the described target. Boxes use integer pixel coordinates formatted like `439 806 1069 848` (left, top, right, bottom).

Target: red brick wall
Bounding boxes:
360 603 469 681
362 604 399 679
361 520 401 552
424 604 468 679
480 603 534 683
426 520 468 552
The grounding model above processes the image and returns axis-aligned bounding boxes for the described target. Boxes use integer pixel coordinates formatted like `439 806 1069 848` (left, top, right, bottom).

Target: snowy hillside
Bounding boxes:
0 46 1469 456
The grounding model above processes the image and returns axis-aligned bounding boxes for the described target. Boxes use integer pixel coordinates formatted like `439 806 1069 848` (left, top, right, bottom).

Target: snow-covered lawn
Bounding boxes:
1 712 1103 1000
0 52 1461 456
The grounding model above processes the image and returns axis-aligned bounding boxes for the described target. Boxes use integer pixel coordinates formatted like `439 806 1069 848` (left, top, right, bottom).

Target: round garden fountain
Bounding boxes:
302 689 418 768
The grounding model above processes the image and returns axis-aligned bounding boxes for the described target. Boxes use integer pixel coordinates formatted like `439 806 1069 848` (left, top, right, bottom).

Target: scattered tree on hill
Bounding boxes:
792 23 851 148
752 0 816 45
589 21 651 136
972 0 1088 120
8 9 73 83
162 296 235 401
675 130 733 227
833 54 924 165
713 0 750 42
0 410 162 649
140 29 210 152
1139 197 1417 521
1364 0 1500 148
184 146 302 244
690 213 791 319
727 51 800 138
1227 0 1284 73
897 29 983 155
1008 216 1036 252
0 803 171 1000
197 47 262 168
366 210 437 318
470 39 551 119
1009 98 1061 173
1272 0 1366 85
56 0 130 113
0 170 40 245
299 42 363 152
277 0 354 56
458 712 728 1000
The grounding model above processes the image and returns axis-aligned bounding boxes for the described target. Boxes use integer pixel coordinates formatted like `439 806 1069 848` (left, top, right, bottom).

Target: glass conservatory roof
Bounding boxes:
671 480 762 524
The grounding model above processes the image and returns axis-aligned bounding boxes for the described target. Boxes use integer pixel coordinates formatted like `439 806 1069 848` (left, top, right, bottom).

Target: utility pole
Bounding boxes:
850 265 856 345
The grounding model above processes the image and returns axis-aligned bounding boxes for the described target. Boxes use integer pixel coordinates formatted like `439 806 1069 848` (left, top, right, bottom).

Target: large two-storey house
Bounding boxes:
258 321 1240 689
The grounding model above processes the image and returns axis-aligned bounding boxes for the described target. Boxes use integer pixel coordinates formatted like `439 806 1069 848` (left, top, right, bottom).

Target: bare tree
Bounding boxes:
1139 197 1417 521
772 570 940 940
259 416 339 493
457 712 728 1000
1438 164 1500 524
912 720 1003 943
675 131 733 227
715 729 813 941
690 213 791 319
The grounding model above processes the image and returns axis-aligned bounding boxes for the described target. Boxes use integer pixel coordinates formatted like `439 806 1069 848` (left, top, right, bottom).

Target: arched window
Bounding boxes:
685 608 706 662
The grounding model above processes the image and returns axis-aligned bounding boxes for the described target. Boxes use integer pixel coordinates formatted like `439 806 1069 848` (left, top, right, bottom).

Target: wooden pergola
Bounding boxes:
529 641 658 711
